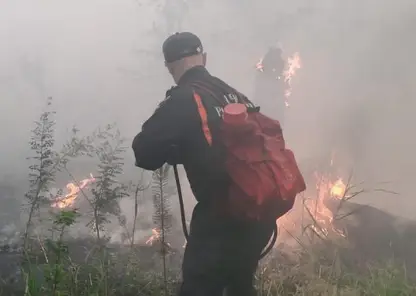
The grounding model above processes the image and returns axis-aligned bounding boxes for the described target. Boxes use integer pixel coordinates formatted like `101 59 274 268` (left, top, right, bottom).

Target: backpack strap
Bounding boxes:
190 81 227 107
210 77 253 105
191 80 252 106
192 90 213 146
192 80 260 112
189 81 226 147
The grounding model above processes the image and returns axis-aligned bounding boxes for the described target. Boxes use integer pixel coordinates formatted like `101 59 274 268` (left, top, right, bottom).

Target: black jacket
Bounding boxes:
132 66 252 203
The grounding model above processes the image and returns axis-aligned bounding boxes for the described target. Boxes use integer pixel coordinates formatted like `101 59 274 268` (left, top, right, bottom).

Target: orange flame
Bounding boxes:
283 52 302 105
330 178 346 198
51 174 96 209
145 228 161 245
255 51 302 107
256 58 264 71
277 174 347 240
146 176 347 247
145 228 173 251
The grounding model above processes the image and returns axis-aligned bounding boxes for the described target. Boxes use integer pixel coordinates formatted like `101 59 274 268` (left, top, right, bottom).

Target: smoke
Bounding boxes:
0 0 415 247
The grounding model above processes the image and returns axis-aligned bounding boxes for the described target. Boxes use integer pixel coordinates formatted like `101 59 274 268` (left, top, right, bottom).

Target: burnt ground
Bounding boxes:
326 198 416 274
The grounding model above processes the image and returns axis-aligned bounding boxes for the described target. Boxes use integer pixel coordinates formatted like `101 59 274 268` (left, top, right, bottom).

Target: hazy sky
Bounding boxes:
0 0 415 219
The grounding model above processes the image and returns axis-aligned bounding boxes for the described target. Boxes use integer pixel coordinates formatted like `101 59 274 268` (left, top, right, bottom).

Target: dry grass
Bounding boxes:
257 246 416 296
1 233 414 296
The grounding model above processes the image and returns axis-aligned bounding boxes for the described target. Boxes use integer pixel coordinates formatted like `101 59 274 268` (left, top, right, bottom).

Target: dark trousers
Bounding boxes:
179 202 275 296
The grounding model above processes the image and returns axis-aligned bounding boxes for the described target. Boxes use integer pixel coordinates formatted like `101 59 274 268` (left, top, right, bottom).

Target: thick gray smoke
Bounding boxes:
0 0 415 244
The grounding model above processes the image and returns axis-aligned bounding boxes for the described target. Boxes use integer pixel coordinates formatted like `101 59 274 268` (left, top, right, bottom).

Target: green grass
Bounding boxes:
2 239 415 296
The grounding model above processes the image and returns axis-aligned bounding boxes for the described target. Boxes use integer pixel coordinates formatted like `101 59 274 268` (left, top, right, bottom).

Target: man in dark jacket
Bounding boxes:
253 46 287 125
132 32 275 296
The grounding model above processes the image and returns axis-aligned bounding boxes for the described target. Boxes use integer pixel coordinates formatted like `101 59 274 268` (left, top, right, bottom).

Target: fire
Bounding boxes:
330 178 346 198
309 175 346 237
145 228 161 245
145 227 173 252
51 174 96 209
283 52 302 105
145 176 347 248
256 58 264 71
278 174 347 240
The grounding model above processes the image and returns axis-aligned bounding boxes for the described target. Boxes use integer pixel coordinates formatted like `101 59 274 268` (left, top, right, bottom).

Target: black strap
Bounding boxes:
173 164 277 259
174 165 189 239
190 81 227 107
190 80 260 112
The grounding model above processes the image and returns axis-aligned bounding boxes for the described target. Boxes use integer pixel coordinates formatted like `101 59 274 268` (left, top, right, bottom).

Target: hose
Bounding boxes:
173 165 276 259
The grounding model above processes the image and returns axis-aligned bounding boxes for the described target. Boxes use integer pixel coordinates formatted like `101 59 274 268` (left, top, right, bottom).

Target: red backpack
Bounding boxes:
191 82 306 221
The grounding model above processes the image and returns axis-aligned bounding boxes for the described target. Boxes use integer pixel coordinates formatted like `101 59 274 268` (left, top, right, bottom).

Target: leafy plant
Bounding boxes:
24 97 57 250
85 125 129 244
23 98 92 250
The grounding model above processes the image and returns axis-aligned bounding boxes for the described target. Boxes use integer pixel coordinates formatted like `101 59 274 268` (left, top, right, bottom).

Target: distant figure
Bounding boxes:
253 46 287 125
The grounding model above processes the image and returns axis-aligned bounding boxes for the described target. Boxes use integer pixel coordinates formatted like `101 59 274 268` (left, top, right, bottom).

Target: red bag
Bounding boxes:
192 83 306 221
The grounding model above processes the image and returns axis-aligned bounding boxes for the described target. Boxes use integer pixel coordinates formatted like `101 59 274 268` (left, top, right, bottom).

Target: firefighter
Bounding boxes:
253 46 287 125
132 32 275 296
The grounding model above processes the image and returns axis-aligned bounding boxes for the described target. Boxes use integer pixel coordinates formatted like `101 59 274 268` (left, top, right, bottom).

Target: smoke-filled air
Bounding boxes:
1 0 416 295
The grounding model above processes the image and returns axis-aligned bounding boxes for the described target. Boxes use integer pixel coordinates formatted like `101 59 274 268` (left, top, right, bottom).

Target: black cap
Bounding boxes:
162 32 203 63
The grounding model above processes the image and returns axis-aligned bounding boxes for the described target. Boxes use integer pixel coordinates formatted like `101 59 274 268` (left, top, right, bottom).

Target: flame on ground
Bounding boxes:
278 174 347 240
145 228 173 251
51 174 96 209
145 228 161 245
145 175 347 248
331 178 347 198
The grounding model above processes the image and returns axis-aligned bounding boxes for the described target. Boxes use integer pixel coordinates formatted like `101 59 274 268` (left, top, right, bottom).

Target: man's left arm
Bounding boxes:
132 89 191 171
